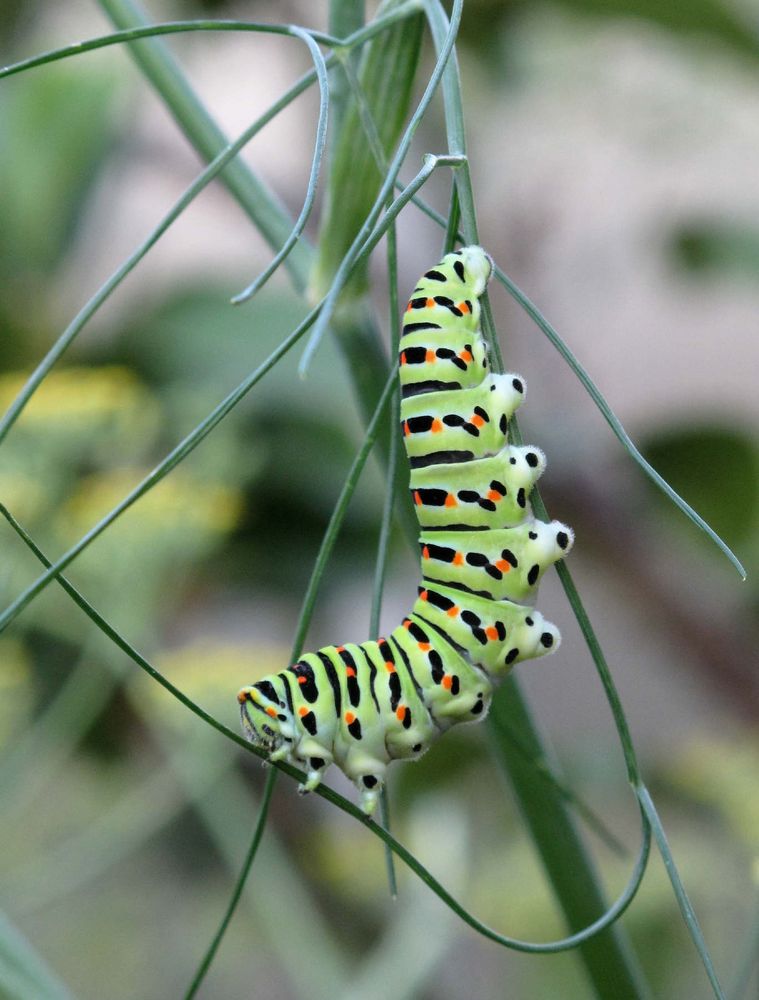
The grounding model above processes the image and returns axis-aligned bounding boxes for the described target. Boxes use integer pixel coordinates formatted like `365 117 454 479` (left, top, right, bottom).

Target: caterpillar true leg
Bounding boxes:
238 246 573 814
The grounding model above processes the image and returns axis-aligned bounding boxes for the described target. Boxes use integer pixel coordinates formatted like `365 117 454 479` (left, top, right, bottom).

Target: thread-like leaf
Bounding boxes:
0 503 652 955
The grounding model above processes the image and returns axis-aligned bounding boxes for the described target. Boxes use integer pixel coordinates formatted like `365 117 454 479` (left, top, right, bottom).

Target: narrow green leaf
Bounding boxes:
492 267 747 580
232 27 330 304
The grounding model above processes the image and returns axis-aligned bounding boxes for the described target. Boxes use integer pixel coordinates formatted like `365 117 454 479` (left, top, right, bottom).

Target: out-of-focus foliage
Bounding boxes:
643 425 759 551
667 736 759 850
0 62 120 364
457 0 759 69
673 222 759 282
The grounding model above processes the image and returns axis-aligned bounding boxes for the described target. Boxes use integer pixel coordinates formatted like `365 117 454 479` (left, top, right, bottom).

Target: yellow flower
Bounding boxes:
668 736 759 850
0 366 155 425
61 467 244 537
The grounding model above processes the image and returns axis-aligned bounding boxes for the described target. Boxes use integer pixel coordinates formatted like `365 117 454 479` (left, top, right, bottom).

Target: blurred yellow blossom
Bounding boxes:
668 736 759 850
60 466 244 538
0 366 156 426
0 638 34 748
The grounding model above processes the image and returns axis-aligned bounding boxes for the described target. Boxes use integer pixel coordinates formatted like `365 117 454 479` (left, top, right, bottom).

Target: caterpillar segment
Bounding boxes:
238 246 573 814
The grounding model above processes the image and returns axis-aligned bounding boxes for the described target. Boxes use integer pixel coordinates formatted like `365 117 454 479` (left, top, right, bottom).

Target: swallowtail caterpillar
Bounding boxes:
238 246 573 813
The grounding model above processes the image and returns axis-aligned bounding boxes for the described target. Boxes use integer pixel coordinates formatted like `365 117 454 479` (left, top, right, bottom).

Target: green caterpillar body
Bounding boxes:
238 247 573 813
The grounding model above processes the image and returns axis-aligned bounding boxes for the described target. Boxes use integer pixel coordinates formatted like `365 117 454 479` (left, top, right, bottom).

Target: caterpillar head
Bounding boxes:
238 678 293 753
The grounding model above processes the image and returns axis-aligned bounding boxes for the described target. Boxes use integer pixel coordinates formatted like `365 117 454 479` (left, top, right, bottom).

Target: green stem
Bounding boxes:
489 684 651 999
184 768 277 999
327 0 364 146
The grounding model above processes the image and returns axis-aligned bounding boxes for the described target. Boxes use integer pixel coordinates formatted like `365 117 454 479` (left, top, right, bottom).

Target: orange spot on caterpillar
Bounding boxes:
336 645 345 652
418 642 431 652
471 413 485 428
237 690 248 703
425 349 435 364
266 706 278 718
444 493 457 508
431 418 443 433
406 301 413 312
298 706 308 717
426 297 435 309
422 546 430 560
459 350 472 362
413 490 422 506
486 626 499 641
400 351 407 365
420 589 428 601
403 619 411 629
458 301 470 314
453 552 464 566
487 489 502 502
403 420 410 437
297 676 307 684
346 666 356 677
396 706 406 721
495 559 511 573
441 675 453 690
385 662 396 673
446 605 460 618
345 711 356 725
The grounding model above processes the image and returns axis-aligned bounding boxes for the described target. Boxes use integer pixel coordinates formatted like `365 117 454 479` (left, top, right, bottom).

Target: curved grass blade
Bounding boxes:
0 2 423 81
231 27 330 305
0 21 339 78
1 503 652 955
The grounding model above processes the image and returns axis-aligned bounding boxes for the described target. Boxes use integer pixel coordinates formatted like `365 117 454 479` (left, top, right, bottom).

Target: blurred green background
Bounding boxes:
0 1 757 998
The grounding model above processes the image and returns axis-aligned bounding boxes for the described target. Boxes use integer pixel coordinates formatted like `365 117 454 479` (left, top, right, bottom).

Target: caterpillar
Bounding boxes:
237 246 573 814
